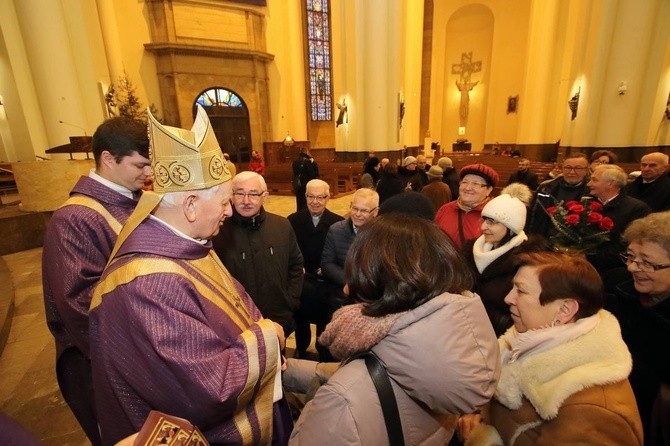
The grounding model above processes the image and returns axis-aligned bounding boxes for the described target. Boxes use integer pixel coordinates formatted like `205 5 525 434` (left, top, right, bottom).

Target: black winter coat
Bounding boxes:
463 235 551 336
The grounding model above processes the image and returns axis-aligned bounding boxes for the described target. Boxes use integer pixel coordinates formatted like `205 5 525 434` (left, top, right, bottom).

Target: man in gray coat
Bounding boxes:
321 188 379 301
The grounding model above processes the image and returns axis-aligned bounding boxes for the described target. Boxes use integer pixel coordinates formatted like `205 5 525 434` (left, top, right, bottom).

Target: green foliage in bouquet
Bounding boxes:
543 198 613 253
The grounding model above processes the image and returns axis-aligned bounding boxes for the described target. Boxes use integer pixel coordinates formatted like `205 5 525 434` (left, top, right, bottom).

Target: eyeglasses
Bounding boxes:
482 217 501 225
460 180 489 188
233 191 266 201
350 205 378 215
562 166 588 172
619 253 670 272
306 194 328 202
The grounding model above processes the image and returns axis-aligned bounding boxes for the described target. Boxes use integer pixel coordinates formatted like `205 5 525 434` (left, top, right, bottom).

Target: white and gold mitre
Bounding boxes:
148 104 231 193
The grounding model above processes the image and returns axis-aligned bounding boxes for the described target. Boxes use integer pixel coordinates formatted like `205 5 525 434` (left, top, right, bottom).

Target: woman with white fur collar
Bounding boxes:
463 185 550 335
458 252 643 446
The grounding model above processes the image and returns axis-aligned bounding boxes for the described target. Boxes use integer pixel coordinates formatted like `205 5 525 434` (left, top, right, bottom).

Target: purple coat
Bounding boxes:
43 175 139 358
90 218 290 445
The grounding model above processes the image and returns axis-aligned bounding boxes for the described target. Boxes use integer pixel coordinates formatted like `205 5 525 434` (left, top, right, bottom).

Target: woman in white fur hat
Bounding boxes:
462 184 550 336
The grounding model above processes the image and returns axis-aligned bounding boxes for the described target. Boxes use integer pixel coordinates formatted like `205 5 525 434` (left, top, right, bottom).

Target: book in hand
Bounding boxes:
134 410 209 446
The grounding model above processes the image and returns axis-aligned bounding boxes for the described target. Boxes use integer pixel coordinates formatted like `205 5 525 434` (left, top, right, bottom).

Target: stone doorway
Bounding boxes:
193 87 252 164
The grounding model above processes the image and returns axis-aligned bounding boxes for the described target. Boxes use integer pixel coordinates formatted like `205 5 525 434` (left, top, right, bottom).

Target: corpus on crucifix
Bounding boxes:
451 52 482 125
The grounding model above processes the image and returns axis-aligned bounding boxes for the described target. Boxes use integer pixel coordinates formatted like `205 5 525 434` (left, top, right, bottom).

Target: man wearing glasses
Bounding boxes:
321 188 379 305
288 179 344 360
526 153 591 237
213 171 304 337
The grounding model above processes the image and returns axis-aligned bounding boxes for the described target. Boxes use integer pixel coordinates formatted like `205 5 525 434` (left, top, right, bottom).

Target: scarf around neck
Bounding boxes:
472 231 528 273
318 303 406 360
499 313 599 364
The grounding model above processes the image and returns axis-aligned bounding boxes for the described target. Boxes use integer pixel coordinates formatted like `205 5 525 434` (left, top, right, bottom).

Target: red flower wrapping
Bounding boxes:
565 214 580 225
568 204 585 214
546 206 557 215
587 212 603 224
589 201 603 212
599 217 614 231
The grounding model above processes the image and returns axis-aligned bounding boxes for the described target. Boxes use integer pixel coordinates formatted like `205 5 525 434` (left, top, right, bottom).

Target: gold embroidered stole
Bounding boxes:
60 196 122 235
91 251 278 444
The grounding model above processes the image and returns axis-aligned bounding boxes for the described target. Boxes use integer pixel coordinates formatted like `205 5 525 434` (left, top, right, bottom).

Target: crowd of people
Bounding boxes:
32 111 669 446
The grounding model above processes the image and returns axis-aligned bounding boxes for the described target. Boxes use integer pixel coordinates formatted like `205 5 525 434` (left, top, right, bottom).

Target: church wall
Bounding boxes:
439 3 494 152
483 0 530 148
112 0 162 120
266 0 308 145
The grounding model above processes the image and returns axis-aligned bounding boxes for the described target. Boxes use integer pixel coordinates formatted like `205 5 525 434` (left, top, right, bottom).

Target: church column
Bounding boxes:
95 0 125 83
333 0 404 154
13 0 89 151
516 0 561 144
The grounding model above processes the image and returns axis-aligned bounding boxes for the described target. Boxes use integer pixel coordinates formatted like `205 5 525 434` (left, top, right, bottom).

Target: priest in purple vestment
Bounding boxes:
89 105 292 446
42 116 151 446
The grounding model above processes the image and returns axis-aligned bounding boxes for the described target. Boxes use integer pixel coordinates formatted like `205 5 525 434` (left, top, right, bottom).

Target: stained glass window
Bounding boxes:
195 88 243 108
306 0 332 121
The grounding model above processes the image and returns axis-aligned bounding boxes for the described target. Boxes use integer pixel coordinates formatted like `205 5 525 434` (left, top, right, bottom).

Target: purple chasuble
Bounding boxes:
90 218 290 446
43 175 139 358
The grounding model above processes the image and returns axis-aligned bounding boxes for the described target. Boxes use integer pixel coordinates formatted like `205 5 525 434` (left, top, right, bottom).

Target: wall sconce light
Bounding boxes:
618 82 627 96
568 88 580 120
458 126 466 136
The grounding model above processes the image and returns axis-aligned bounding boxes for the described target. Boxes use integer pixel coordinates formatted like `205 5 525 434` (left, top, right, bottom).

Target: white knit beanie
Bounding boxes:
481 194 526 234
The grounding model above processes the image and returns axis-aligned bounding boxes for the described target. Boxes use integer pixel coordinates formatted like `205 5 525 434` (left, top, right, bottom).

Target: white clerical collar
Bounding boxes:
89 169 134 199
149 215 208 245
311 213 322 227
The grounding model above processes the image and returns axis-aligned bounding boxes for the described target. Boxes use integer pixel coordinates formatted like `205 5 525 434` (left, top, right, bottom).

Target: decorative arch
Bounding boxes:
193 87 252 163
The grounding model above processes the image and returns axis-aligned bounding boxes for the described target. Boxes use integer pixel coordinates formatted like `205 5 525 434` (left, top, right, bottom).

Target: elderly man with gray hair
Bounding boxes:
587 164 650 273
625 152 670 212
213 171 304 337
89 106 293 445
288 179 344 360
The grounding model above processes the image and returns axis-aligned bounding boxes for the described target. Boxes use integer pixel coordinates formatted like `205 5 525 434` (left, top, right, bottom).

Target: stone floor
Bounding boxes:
0 192 353 445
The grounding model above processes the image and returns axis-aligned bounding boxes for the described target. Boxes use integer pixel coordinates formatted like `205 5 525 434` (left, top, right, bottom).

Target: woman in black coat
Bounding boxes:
463 188 550 336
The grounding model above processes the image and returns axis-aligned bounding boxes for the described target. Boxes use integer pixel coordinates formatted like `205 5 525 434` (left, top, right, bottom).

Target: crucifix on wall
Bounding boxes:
451 52 482 126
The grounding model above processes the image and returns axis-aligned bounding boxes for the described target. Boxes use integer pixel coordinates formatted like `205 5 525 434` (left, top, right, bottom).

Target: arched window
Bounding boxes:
195 88 243 108
306 0 332 121
193 88 251 163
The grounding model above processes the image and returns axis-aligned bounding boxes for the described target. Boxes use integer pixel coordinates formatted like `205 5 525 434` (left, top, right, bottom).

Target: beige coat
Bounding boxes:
467 310 643 446
289 292 501 445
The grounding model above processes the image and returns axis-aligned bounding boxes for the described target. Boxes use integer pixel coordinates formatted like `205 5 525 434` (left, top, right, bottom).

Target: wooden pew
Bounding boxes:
0 164 17 195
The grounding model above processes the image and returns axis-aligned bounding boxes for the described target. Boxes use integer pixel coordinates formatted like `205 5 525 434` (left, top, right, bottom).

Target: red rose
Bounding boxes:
568 204 585 214
599 217 614 231
589 201 603 212
587 212 603 224
546 206 557 215
565 200 579 208
565 214 580 225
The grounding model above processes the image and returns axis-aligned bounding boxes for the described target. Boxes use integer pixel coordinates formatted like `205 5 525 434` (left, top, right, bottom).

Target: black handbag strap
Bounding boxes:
363 353 405 446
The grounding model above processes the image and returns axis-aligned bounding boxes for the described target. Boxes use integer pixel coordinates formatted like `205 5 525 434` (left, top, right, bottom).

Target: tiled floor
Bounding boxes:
0 192 353 445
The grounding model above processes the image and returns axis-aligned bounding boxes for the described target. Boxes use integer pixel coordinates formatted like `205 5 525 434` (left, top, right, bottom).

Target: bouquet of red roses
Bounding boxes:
544 198 613 253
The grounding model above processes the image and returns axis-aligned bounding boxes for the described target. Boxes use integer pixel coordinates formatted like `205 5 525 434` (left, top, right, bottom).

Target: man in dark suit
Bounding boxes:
287 179 344 360
625 152 670 212
292 147 319 211
508 158 539 191
587 164 650 274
